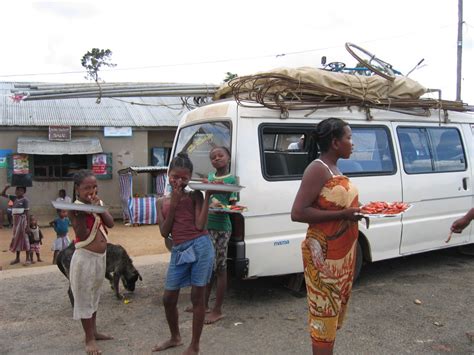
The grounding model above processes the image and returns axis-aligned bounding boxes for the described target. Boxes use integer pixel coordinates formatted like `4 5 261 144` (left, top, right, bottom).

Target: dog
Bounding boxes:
56 242 143 306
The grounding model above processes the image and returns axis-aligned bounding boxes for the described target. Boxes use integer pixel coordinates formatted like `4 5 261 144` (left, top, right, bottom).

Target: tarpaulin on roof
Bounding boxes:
214 67 427 102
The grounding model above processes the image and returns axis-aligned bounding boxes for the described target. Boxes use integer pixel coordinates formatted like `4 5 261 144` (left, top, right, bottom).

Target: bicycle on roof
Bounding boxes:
322 42 403 81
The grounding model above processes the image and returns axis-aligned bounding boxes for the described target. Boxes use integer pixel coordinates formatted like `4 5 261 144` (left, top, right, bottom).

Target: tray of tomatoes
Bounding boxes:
209 204 248 214
358 201 412 218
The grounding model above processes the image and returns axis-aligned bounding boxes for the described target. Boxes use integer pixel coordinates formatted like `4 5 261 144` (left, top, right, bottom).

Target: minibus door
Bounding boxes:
396 124 471 254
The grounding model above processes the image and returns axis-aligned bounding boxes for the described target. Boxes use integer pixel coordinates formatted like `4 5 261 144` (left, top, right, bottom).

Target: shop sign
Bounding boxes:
92 153 107 175
104 127 132 137
49 125 71 141
0 149 13 168
13 154 29 174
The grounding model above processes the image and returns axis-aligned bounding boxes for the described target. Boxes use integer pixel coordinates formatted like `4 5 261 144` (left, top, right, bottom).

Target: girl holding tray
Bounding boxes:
154 152 214 354
68 170 115 355
291 118 363 354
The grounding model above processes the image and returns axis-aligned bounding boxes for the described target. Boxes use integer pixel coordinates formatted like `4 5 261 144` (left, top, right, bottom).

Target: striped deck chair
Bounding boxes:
155 172 167 197
118 173 132 223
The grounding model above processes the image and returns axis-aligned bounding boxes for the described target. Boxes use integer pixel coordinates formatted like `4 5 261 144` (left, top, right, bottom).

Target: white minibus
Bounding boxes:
169 100 473 280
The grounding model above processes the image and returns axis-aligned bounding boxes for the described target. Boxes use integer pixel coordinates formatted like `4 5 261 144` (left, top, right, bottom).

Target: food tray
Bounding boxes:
209 206 248 214
188 182 244 192
51 200 107 213
357 204 412 218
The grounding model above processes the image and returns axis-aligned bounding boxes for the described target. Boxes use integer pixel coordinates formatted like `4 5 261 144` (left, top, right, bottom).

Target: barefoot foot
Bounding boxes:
85 339 102 355
182 345 199 355
204 311 225 324
94 333 113 341
10 259 20 265
152 338 183 352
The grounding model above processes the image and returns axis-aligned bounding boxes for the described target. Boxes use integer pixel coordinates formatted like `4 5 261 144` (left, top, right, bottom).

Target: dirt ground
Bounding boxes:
0 222 169 270
0 245 473 354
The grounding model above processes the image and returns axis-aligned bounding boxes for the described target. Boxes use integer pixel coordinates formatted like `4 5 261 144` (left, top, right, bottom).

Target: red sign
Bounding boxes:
92 154 107 175
92 165 106 175
13 154 29 174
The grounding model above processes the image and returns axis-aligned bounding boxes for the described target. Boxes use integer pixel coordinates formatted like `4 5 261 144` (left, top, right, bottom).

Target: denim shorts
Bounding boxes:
165 234 214 290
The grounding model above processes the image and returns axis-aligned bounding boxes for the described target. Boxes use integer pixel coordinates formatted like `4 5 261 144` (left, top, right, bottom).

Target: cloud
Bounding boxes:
32 1 98 18
0 0 472 104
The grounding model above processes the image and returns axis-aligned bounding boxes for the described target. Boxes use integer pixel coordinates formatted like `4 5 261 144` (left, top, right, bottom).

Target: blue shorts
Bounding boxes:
165 234 214 290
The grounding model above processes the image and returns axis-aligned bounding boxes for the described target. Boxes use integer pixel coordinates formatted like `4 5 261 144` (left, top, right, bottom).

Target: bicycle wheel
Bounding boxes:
345 42 395 81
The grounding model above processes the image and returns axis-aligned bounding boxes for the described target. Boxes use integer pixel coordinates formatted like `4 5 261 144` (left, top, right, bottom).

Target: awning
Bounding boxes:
17 137 103 155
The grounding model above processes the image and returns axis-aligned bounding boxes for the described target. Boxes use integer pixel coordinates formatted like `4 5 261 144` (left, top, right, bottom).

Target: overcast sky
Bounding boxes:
1 0 473 104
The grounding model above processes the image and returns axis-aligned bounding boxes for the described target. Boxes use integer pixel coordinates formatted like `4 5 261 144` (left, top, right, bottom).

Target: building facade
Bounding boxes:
0 82 186 224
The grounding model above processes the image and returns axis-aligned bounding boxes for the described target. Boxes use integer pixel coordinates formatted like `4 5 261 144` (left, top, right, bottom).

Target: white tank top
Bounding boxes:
315 159 338 177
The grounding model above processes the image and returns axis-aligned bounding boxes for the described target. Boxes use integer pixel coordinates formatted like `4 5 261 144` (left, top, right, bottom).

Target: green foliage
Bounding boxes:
81 48 116 82
223 72 238 83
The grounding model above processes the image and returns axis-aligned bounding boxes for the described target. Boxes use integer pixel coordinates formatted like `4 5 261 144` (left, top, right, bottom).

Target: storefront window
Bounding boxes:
33 154 88 180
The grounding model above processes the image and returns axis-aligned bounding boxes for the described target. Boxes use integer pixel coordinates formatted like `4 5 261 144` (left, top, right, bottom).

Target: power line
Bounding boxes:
0 47 338 79
0 23 458 79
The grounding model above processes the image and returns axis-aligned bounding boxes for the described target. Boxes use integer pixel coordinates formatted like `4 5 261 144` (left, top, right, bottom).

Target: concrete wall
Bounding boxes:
148 130 175 150
0 128 176 225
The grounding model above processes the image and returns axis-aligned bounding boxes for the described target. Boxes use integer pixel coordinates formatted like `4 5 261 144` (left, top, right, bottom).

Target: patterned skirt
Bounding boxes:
302 230 357 347
9 214 30 252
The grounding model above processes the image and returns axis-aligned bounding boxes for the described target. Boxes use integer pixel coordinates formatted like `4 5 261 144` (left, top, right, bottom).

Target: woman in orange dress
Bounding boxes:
291 118 362 355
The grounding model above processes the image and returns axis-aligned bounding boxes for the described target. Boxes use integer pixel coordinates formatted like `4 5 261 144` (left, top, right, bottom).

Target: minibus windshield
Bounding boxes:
173 121 231 179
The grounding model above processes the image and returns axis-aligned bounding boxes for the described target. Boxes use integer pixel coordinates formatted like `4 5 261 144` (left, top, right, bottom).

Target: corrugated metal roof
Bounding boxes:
1 82 188 127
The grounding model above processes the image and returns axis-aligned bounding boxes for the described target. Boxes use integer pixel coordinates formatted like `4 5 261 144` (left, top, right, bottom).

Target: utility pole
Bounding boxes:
456 0 463 101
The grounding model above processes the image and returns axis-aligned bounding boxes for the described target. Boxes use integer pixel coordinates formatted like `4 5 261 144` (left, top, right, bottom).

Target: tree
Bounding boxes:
223 72 238 83
81 48 116 103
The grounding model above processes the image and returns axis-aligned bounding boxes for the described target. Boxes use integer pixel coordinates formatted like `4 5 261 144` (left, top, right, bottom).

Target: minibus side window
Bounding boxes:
260 124 396 180
398 128 432 173
339 126 395 176
260 125 311 181
430 128 466 172
397 127 466 174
